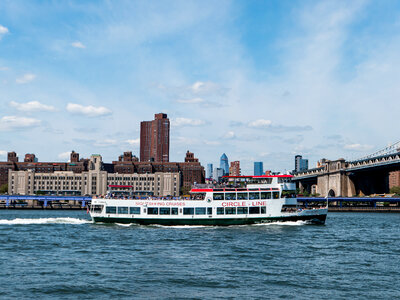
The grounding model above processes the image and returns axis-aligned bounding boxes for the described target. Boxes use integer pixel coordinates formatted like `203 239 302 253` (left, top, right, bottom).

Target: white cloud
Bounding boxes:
344 144 374 152
190 81 227 96
0 25 9 37
248 119 272 128
16 73 36 84
172 117 206 127
0 67 9 71
58 151 71 161
71 41 86 49
176 97 204 104
9 101 56 112
223 131 236 139
126 138 140 146
0 150 7 157
66 103 112 117
0 116 41 131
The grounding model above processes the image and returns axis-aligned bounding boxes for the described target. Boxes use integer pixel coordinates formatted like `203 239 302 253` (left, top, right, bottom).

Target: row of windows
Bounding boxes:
108 177 157 181
217 207 266 215
104 206 267 216
106 206 141 214
213 192 279 201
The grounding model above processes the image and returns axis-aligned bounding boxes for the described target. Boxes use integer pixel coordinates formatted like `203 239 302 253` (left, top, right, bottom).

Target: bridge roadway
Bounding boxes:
0 195 92 208
294 151 400 180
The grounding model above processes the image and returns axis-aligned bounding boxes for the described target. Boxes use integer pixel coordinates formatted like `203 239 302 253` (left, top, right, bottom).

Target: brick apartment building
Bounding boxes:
140 113 170 162
229 161 241 176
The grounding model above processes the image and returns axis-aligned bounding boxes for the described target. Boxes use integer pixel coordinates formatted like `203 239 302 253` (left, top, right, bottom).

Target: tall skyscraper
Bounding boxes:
295 155 309 172
207 163 213 179
140 113 170 162
220 153 229 175
254 162 263 176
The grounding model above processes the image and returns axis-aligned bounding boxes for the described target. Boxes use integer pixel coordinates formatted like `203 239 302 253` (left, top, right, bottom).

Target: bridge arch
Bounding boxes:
328 189 336 197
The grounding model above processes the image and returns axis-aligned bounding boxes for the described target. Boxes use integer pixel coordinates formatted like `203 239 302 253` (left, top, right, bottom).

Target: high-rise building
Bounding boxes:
140 113 170 162
213 167 224 182
254 162 263 176
229 161 241 176
220 153 229 175
295 155 309 172
207 163 213 179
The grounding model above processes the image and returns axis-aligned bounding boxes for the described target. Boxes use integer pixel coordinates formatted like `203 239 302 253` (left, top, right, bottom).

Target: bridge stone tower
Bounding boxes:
316 159 356 197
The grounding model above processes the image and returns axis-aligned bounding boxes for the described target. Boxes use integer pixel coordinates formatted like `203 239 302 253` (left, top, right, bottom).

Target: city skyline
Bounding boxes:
1 1 400 174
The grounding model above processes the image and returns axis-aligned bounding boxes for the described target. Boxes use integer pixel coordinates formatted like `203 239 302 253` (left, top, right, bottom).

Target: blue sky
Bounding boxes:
1 0 400 174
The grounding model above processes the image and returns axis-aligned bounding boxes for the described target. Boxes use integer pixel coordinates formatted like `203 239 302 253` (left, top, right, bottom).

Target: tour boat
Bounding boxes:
89 175 327 226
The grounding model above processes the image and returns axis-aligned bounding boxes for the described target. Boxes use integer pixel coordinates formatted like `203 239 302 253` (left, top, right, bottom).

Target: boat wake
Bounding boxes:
0 217 92 225
115 223 138 227
252 221 308 226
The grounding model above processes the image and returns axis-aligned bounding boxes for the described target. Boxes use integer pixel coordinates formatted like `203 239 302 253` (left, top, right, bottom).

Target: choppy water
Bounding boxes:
0 210 399 299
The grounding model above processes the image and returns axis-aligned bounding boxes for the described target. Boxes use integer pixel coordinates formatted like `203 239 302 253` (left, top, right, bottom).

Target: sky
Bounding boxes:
1 0 400 175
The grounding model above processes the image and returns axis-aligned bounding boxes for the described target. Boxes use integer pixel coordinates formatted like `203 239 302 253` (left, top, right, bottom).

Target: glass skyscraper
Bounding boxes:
295 155 309 172
207 163 213 179
254 162 263 176
220 153 229 175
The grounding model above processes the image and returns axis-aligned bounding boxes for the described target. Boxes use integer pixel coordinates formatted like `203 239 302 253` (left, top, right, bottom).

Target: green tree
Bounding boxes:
180 186 191 196
0 183 8 194
390 186 400 196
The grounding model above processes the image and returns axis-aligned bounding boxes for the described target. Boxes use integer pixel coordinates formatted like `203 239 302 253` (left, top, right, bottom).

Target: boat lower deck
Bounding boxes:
92 213 326 226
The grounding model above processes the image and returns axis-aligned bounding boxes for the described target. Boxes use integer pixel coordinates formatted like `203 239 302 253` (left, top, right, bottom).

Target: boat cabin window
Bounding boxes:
183 207 194 215
278 177 292 183
92 205 103 213
249 207 260 214
273 191 280 199
225 193 236 200
207 207 212 215
148 207 159 215
171 208 178 215
160 208 171 215
191 193 205 200
118 207 128 214
130 207 140 214
106 206 116 214
195 208 206 215
237 193 248 200
260 206 266 214
237 207 248 214
260 192 272 199
213 193 224 200
225 207 236 215
217 207 224 215
249 192 260 200
281 205 297 212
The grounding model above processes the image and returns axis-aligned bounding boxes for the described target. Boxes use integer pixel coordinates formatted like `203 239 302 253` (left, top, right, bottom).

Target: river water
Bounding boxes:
0 210 399 299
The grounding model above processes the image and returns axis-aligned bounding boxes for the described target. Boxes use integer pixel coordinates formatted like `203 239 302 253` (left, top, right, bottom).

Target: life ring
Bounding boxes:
206 197 212 203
